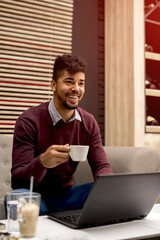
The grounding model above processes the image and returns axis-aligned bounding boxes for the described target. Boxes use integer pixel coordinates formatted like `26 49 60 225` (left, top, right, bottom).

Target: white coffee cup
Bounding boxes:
69 145 89 161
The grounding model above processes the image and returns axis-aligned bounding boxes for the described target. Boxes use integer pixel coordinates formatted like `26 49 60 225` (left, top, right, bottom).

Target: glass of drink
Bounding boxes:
6 191 24 233
17 192 40 237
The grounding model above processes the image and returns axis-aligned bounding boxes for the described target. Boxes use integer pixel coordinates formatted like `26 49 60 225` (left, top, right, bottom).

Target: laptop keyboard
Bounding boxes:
58 214 80 225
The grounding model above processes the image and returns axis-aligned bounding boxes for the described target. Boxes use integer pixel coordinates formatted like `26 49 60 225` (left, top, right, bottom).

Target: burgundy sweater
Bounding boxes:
11 102 112 197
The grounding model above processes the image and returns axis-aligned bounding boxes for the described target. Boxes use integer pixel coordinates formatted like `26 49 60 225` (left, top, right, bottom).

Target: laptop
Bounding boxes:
48 172 160 229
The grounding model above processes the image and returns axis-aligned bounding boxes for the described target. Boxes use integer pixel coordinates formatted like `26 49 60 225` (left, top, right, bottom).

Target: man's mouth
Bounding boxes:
67 95 79 104
68 95 78 99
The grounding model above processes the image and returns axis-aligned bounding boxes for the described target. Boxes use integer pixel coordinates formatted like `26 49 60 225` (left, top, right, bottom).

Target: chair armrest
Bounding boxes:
0 198 6 220
74 146 160 185
104 146 160 173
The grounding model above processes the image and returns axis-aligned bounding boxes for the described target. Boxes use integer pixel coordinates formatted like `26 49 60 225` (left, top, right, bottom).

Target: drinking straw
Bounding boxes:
29 176 34 203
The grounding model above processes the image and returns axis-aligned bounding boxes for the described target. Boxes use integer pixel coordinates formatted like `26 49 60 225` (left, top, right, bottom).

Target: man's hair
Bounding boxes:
53 54 87 81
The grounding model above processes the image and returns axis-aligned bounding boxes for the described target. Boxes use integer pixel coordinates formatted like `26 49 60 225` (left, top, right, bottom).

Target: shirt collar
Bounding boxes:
48 99 82 126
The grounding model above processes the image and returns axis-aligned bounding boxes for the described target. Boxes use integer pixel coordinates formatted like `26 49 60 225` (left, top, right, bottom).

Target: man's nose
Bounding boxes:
71 83 79 91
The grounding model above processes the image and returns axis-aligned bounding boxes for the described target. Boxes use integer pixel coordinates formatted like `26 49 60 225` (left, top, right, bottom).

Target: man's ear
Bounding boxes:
51 80 56 92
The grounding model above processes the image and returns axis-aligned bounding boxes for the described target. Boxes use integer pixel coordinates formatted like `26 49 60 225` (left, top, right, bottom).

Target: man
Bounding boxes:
11 54 113 215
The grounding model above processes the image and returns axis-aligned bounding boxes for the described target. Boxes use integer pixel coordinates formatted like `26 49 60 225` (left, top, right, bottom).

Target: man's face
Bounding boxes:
51 70 85 110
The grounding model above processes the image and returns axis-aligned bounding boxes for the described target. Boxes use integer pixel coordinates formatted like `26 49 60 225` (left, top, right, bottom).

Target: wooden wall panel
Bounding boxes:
104 0 145 146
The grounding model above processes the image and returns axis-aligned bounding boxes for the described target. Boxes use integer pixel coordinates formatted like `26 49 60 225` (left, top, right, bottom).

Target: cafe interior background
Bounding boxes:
0 0 160 154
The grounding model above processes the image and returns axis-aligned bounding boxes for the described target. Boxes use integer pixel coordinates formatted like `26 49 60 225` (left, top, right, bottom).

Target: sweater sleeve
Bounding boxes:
87 116 113 179
11 115 47 189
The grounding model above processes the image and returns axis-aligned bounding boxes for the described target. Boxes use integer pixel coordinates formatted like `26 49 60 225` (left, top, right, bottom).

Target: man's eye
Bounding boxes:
79 82 85 86
66 81 72 84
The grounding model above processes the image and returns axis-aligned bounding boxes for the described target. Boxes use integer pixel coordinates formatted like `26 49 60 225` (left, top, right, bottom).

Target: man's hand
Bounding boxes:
40 144 70 168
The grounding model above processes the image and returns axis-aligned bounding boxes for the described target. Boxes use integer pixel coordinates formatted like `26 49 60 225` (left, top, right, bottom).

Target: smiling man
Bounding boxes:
10 54 113 215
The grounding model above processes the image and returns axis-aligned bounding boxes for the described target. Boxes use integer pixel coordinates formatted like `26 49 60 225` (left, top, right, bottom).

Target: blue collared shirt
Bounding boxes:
48 99 82 126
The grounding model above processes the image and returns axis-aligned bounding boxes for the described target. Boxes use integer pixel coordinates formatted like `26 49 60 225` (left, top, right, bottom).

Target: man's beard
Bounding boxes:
57 94 79 110
63 101 78 110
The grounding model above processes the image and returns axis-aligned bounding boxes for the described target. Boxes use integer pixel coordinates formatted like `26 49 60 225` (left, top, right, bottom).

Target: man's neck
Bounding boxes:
59 108 75 122
54 100 75 122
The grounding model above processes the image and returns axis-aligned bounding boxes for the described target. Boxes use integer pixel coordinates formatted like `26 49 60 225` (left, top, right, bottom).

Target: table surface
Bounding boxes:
1 204 160 240
36 204 160 240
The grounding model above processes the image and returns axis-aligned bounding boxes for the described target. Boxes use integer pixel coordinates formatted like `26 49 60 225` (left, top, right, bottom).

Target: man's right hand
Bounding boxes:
40 144 70 168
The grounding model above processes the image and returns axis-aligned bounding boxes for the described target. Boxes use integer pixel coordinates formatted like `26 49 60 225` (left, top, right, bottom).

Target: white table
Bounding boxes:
36 204 160 240
1 204 160 240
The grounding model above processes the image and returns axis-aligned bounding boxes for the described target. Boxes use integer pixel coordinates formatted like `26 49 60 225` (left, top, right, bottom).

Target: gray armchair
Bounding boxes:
0 134 160 219
0 134 12 220
74 146 160 184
